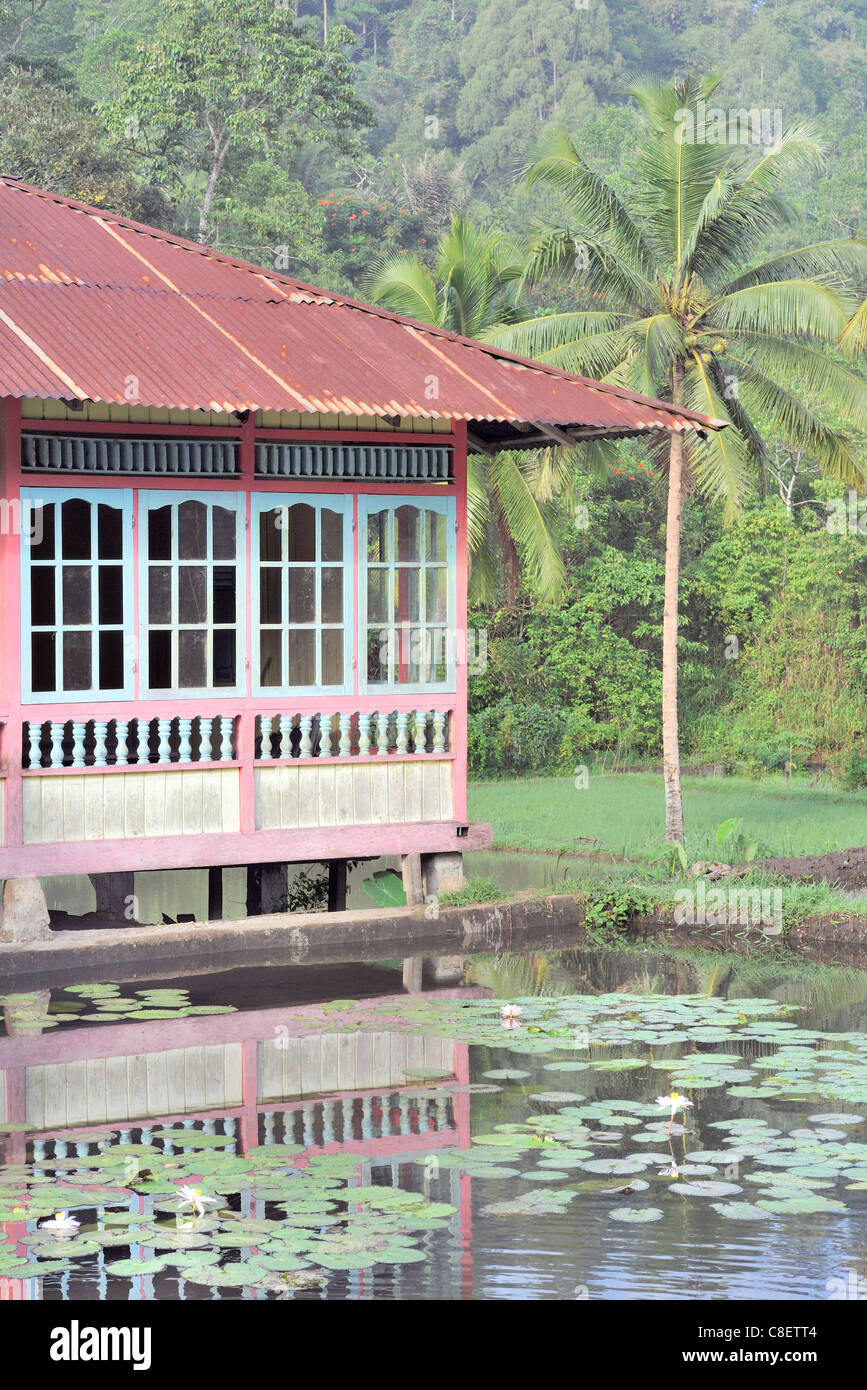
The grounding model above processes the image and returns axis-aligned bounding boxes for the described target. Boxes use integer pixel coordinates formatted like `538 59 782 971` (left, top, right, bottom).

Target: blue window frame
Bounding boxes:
139 490 246 698
359 495 456 694
251 493 353 696
21 486 134 703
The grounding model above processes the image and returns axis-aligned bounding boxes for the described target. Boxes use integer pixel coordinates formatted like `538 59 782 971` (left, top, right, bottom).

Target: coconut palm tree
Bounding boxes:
368 213 573 604
490 72 867 841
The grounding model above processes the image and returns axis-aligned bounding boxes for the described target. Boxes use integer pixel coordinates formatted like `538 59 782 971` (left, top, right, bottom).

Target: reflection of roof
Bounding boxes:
0 177 726 448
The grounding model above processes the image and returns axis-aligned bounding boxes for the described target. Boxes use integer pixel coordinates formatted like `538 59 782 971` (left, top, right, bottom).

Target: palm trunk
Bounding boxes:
662 363 685 843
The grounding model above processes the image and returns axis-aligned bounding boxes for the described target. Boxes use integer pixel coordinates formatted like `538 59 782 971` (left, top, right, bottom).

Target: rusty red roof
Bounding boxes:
0 177 725 446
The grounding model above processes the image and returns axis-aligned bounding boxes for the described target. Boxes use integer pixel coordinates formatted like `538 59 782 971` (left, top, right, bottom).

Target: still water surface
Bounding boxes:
3 943 867 1300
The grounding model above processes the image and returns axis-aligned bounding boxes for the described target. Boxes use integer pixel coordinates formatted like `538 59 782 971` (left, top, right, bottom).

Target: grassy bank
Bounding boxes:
468 771 867 859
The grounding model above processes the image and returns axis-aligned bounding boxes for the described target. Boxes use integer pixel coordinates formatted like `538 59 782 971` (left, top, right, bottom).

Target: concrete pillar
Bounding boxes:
402 956 424 993
401 853 424 906
0 877 52 943
328 860 347 912
1 989 51 1035
89 871 136 922
421 851 464 897
421 854 465 987
425 956 465 985
246 862 288 915
208 866 223 921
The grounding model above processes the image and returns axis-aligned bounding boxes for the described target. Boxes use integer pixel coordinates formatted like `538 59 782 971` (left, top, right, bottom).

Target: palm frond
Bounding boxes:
681 354 753 516
706 279 848 341
366 254 441 325
521 127 655 276
489 451 566 603
735 333 867 433
840 299 867 358
734 369 866 487
723 239 867 296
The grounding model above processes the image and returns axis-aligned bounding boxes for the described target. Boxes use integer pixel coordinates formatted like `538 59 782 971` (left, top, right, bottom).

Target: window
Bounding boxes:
140 492 245 695
252 495 351 694
359 496 455 691
21 487 133 701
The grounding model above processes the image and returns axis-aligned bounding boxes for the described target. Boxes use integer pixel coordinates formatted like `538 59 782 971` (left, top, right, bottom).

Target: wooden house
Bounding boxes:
0 178 721 935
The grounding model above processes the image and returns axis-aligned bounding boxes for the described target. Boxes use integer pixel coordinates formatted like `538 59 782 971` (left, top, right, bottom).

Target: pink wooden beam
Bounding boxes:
0 988 492 1069
0 818 491 878
452 421 469 821
0 398 23 848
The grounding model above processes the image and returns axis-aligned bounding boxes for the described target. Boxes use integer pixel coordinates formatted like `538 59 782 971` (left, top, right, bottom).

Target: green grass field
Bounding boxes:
468 772 867 859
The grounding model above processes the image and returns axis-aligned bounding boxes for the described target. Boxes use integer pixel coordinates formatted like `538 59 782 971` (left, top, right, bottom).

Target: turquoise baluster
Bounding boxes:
71 722 86 768
395 710 409 754
93 719 108 767
432 710 446 753
338 713 351 757
178 717 192 764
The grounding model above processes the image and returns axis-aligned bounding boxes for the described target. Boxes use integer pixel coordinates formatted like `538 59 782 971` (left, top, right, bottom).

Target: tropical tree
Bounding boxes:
99 0 372 243
369 213 573 603
492 72 867 840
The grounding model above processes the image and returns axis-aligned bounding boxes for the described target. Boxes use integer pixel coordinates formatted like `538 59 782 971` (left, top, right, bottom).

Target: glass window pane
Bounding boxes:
63 565 91 624
397 568 421 623
287 629 315 686
321 508 343 562
178 565 207 624
260 629 282 687
29 503 54 561
148 566 172 624
367 569 387 623
213 566 236 624
321 629 343 686
367 510 390 564
286 503 315 562
425 567 447 622
260 508 283 562
396 505 420 562
426 510 446 562
288 568 315 624
178 501 207 559
260 568 282 623
63 630 92 690
99 566 124 625
62 498 91 560
212 506 236 560
31 631 56 692
149 630 171 688
212 629 236 687
322 567 343 624
148 505 172 561
31 567 55 626
429 627 448 682
99 630 124 689
98 505 123 559
366 627 388 684
178 629 206 688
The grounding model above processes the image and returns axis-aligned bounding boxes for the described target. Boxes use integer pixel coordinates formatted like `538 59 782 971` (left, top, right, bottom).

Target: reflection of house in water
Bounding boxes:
0 993 474 1300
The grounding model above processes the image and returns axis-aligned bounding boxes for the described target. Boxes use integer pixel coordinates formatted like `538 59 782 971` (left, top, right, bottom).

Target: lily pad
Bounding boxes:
609 1207 663 1222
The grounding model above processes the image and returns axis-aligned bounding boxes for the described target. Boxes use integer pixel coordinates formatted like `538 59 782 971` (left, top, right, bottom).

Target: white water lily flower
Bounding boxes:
41 1210 80 1234
176 1185 219 1219
500 1005 523 1020
658 1162 680 1178
656 1091 695 1132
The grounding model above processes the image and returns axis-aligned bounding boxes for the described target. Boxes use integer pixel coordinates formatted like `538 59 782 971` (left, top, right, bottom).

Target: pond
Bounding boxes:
3 941 867 1301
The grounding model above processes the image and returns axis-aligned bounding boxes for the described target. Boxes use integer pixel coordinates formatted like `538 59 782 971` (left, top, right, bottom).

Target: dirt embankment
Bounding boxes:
751 846 867 891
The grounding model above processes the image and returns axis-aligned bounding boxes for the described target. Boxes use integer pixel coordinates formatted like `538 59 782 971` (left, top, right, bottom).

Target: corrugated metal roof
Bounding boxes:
0 177 726 443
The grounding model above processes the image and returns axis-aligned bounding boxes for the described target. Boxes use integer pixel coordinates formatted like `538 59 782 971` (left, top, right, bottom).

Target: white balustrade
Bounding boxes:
24 713 241 768
250 709 451 760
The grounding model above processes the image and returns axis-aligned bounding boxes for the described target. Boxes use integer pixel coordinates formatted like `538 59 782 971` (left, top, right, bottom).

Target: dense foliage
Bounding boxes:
1 0 865 781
